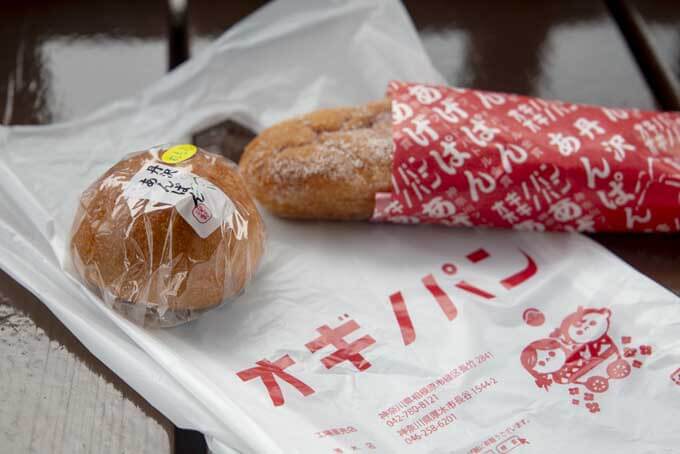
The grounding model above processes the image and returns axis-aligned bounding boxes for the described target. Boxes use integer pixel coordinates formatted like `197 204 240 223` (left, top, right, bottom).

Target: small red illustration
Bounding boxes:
585 402 600 414
671 368 680 386
520 306 649 413
192 203 212 223
522 308 545 327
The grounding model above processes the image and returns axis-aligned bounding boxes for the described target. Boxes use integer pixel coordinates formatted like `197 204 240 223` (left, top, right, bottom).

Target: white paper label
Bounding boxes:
123 162 240 239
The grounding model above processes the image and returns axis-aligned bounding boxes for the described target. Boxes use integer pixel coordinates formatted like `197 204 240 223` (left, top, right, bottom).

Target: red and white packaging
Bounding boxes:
373 81 680 232
210 225 680 453
1 2 679 453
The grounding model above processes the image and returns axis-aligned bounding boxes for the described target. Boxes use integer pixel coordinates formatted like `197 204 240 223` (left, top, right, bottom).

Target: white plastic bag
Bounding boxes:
0 1 678 453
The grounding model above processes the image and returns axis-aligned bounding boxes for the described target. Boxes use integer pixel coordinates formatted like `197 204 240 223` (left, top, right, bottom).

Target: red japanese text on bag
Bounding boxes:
224 228 680 453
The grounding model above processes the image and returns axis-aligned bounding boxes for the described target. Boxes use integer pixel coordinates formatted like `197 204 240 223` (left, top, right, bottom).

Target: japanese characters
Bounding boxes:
237 247 538 406
373 81 680 232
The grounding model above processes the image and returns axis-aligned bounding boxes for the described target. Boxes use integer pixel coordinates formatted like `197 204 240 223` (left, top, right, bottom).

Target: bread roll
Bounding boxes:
71 146 264 327
239 99 392 220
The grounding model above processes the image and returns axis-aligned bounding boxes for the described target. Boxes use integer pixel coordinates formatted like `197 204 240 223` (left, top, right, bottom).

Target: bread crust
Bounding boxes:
239 99 393 220
71 148 264 320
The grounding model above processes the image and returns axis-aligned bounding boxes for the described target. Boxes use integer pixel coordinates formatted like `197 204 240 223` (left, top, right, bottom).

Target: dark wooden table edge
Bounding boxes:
605 0 680 110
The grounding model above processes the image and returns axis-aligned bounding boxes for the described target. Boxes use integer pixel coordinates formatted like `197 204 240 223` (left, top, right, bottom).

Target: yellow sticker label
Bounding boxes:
161 144 197 164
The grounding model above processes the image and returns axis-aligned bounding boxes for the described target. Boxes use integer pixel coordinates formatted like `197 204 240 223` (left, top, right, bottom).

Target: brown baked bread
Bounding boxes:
71 146 265 327
239 99 392 220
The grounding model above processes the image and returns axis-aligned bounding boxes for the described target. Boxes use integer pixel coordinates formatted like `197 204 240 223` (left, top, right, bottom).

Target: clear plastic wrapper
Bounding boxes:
70 145 265 327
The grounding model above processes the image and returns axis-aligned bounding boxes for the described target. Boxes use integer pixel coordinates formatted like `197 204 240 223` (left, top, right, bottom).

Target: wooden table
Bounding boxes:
1 1 678 453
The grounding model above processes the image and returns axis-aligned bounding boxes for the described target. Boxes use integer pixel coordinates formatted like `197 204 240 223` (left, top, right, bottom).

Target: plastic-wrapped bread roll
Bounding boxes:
71 145 265 327
239 99 392 220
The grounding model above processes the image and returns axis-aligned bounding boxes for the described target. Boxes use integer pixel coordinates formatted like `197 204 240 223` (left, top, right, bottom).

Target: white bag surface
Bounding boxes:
0 1 678 453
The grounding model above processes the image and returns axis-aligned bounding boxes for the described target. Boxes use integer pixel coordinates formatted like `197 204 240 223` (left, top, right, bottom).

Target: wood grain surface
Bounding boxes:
628 0 680 108
0 1 176 453
0 270 173 454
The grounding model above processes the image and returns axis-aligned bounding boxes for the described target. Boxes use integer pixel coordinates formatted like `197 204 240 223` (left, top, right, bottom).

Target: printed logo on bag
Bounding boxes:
236 246 539 413
520 306 651 413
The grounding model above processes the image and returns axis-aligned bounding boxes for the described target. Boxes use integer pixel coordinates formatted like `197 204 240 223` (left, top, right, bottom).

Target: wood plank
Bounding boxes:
0 0 169 125
404 0 656 108
625 0 680 109
0 270 173 454
0 1 176 453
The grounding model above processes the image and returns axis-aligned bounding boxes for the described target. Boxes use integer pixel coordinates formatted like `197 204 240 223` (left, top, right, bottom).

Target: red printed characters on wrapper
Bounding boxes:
237 316 376 407
373 81 680 232
306 319 376 371
236 245 540 407
237 355 315 407
520 306 650 413
389 247 538 346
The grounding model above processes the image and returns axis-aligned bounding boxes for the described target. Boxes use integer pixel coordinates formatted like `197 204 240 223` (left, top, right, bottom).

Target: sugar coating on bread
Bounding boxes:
240 99 393 220
70 147 265 327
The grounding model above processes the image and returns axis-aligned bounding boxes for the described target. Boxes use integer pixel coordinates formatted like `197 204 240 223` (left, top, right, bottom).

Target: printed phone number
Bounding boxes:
385 395 440 427
380 351 494 425
405 414 458 444
400 377 499 445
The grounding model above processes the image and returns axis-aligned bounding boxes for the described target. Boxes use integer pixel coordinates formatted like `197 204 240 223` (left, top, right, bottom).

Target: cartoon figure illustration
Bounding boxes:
560 307 612 353
520 338 570 390
521 306 643 410
556 307 630 392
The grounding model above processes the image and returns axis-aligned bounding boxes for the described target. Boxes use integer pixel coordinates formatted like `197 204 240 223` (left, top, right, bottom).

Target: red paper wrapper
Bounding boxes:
372 81 680 232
